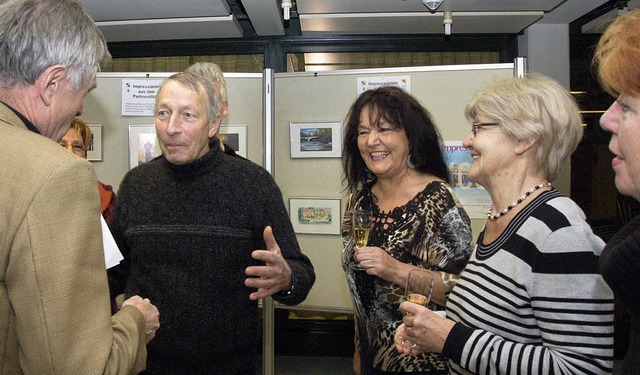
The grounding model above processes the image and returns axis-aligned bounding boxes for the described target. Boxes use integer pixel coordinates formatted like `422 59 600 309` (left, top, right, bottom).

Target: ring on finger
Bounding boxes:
407 326 412 335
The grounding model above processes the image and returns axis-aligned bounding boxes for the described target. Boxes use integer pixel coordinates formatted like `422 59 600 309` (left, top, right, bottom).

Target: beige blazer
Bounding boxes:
0 103 147 374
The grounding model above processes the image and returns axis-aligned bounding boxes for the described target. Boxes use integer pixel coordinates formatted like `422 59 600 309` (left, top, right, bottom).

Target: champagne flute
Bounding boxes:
348 209 373 270
404 269 434 307
352 209 373 249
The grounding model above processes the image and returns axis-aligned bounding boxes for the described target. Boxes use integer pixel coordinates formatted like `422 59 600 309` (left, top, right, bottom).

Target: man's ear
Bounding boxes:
36 64 68 106
221 101 229 117
208 116 221 139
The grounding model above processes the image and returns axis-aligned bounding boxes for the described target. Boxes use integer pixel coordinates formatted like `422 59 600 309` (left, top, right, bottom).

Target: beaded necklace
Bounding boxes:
487 182 552 221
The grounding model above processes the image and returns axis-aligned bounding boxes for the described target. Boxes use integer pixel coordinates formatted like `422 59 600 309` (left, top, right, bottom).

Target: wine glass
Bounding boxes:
404 269 434 307
347 209 373 270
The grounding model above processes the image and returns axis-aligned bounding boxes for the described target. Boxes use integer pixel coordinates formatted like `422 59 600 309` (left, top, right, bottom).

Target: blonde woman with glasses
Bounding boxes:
395 74 614 375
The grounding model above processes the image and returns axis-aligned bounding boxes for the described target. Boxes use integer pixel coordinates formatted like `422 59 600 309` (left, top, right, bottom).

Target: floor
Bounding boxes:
261 357 623 375
257 356 352 375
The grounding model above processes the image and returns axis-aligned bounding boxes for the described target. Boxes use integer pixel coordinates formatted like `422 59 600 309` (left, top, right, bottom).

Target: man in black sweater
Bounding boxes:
108 72 315 374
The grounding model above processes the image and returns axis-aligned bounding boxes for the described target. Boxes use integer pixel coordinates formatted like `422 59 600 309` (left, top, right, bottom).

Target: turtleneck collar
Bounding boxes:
161 144 223 179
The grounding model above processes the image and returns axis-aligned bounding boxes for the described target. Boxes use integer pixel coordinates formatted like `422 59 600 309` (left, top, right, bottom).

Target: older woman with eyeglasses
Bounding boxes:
394 74 614 374
60 118 117 224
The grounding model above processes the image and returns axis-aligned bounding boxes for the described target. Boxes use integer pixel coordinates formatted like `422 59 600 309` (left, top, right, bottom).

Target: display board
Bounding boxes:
273 64 515 312
83 72 264 193
82 65 516 314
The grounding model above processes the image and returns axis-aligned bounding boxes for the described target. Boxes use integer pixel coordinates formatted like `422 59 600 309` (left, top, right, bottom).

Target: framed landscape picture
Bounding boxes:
289 198 341 234
289 121 342 158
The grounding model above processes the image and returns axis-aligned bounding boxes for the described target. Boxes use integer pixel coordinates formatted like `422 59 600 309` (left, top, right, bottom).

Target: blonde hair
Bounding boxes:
464 74 583 181
69 117 92 148
593 8 640 97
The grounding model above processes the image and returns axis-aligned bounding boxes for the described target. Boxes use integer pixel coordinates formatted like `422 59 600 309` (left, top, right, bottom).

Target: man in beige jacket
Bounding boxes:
0 0 160 373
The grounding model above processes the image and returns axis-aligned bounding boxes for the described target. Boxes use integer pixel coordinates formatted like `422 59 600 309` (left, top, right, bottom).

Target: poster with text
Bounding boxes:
122 79 162 116
357 75 410 95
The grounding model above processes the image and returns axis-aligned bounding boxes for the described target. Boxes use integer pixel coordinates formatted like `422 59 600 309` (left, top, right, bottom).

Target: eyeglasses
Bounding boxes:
471 122 499 136
59 142 86 152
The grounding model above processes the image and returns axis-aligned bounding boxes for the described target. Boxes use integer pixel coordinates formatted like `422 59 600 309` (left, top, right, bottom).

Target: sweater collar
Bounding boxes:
161 144 223 179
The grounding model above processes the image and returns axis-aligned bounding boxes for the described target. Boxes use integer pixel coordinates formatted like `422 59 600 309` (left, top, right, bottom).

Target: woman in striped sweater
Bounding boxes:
394 74 615 374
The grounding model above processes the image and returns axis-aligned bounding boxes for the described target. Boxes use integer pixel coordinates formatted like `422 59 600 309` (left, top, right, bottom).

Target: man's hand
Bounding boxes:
121 295 160 343
244 226 292 300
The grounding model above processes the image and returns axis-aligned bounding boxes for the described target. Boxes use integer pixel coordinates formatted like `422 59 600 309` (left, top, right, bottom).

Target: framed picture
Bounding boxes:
87 124 102 161
128 125 162 169
289 198 341 235
219 124 247 158
289 121 342 158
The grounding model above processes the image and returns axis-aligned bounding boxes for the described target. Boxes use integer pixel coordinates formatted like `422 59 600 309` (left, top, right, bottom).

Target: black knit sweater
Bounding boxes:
108 145 315 374
600 214 640 374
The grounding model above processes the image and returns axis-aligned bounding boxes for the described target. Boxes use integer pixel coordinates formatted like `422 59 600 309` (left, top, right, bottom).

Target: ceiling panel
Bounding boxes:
296 0 567 14
96 16 242 42
581 0 640 33
0 0 615 42
78 0 243 42
80 0 230 21
300 12 543 35
241 0 284 36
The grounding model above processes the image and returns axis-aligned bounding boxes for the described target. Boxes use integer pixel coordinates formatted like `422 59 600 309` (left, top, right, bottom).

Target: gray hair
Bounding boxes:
185 62 227 114
155 72 221 122
464 74 583 181
0 0 111 91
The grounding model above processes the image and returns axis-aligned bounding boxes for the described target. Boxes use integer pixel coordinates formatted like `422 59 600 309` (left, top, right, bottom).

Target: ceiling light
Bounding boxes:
282 0 292 21
422 0 443 14
443 10 452 35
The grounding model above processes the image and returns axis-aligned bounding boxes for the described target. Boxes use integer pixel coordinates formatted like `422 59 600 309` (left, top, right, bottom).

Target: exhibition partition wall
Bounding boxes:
85 64 515 314
273 63 514 312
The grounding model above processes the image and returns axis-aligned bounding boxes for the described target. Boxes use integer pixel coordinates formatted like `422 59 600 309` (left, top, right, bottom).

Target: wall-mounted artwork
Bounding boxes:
128 125 162 169
289 198 341 234
290 121 342 158
87 125 102 161
219 124 247 158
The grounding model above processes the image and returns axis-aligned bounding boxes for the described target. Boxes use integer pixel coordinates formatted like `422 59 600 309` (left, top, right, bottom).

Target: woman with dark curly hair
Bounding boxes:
341 86 473 374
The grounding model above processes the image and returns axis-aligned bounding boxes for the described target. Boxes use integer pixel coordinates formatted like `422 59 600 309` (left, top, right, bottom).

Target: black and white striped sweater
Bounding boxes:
445 189 614 375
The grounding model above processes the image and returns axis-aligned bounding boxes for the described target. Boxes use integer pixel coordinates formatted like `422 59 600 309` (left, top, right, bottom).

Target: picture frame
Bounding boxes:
219 124 247 158
128 125 162 169
289 198 341 235
289 121 342 158
87 124 102 161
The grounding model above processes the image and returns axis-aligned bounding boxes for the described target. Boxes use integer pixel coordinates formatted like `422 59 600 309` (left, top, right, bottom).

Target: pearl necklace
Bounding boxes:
487 182 552 221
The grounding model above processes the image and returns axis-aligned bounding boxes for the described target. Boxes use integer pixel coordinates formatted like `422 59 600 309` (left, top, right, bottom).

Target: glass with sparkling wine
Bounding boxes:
349 209 373 270
405 269 434 307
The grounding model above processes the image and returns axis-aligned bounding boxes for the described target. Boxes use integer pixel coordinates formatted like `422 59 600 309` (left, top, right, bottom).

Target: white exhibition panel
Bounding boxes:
274 64 514 312
83 64 514 313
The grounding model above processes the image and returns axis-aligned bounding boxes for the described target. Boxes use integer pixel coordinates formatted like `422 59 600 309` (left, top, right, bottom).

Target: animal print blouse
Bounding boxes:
341 180 473 373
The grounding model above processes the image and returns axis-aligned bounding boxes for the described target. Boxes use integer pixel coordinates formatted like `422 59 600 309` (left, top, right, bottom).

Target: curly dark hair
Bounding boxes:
342 86 449 194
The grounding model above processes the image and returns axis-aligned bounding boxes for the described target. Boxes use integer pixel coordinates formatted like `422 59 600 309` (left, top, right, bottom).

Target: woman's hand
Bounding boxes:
394 301 455 354
353 246 399 279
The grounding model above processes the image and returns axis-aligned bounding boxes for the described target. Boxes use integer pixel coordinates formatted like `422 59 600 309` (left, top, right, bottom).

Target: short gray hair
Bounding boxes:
185 62 227 114
0 0 111 92
155 72 221 122
464 74 583 181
